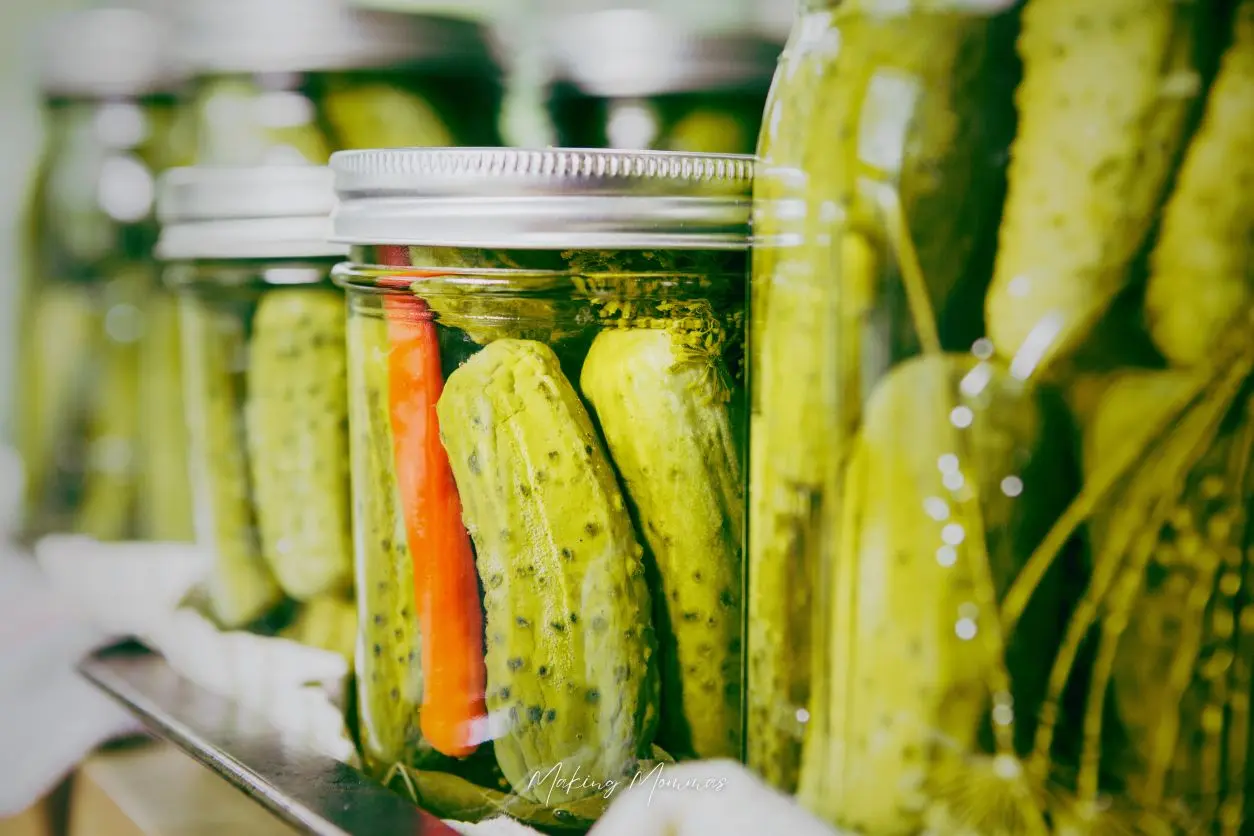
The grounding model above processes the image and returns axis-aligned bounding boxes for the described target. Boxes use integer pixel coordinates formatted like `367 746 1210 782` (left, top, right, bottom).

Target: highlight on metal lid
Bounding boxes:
547 9 782 98
37 7 186 99
174 0 501 77
156 165 345 261
329 146 755 250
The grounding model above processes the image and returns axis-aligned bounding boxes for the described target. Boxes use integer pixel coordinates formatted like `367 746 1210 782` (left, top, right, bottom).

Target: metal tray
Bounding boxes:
79 640 461 836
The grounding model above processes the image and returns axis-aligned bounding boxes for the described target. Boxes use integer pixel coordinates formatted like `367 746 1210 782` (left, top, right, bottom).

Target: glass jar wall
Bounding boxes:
155 166 356 658
749 0 1252 834
330 147 751 827
15 8 193 543
546 10 779 154
174 0 505 166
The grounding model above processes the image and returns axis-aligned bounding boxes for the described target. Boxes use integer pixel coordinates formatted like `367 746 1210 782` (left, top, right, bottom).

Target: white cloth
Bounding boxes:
590 759 841 836
0 532 143 816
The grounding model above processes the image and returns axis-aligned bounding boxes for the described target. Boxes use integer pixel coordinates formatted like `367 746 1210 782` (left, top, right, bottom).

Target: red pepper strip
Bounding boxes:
375 248 486 758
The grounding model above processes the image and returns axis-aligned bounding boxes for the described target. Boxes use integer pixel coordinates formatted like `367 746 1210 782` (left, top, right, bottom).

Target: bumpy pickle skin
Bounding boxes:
246 289 353 600
138 288 194 542
748 5 1010 792
436 339 659 804
985 0 1209 376
347 307 426 775
180 295 283 629
1145 0 1254 368
322 82 456 150
799 353 1067 835
580 327 744 761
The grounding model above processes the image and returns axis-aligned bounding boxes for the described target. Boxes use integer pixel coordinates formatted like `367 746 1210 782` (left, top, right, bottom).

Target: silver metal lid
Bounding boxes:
548 10 781 98
330 147 754 250
156 166 347 261
37 8 186 99
176 0 499 76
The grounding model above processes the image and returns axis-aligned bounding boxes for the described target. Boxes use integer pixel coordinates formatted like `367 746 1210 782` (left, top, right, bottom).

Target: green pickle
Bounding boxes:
581 325 744 761
346 305 426 775
180 295 283 628
246 289 353 600
439 339 660 803
748 0 1254 832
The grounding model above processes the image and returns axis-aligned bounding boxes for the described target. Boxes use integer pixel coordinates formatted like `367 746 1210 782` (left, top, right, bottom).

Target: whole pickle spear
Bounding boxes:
181 296 282 628
437 339 659 804
581 326 744 761
749 5 1009 792
1145 0 1254 367
346 306 427 776
246 289 353 600
985 0 1208 377
800 353 1066 835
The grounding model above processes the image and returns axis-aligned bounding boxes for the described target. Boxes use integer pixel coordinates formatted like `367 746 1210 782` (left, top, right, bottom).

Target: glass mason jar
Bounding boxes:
749 0 1249 834
14 8 194 543
155 166 356 653
174 0 505 167
330 147 751 826
546 10 779 155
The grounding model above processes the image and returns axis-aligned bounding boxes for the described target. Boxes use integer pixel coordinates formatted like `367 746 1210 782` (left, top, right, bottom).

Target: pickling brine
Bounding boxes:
748 0 1254 833
330 147 751 829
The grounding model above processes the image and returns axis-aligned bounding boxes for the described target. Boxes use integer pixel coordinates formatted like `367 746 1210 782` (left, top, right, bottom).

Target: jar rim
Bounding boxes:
329 147 754 250
155 165 345 260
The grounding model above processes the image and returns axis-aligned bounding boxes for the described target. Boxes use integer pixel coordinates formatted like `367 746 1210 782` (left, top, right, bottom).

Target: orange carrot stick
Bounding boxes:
376 251 486 758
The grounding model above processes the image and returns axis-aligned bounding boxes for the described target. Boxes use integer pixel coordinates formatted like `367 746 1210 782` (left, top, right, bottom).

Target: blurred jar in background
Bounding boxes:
156 165 357 654
175 0 505 166
545 9 780 154
15 7 193 544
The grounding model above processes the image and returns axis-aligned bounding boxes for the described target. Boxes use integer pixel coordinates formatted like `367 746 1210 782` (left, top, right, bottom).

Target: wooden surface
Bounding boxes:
0 743 299 836
71 743 300 836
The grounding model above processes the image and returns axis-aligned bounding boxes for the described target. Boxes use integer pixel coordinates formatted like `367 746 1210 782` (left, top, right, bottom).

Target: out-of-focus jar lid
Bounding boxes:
547 9 782 99
329 146 753 250
156 165 348 261
175 0 501 77
37 8 186 100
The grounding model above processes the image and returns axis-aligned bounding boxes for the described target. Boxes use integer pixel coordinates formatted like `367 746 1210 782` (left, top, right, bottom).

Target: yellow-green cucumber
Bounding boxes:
581 327 744 760
180 295 283 628
246 289 353 600
437 339 659 803
1145 0 1254 368
346 305 427 776
799 353 1067 835
986 0 1209 376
